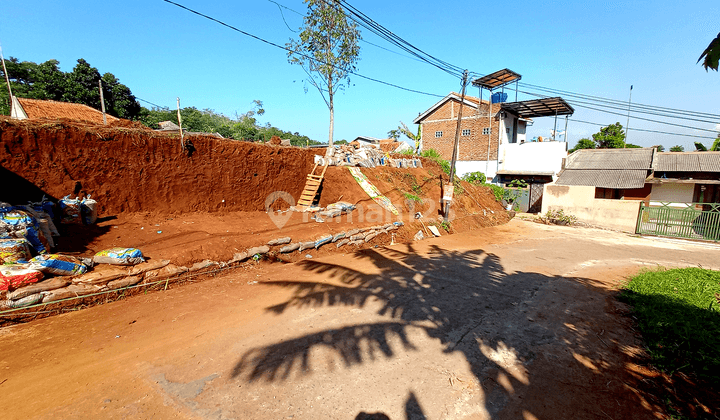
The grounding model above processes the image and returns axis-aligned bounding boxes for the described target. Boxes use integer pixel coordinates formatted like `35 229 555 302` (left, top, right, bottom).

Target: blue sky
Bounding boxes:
2 0 719 150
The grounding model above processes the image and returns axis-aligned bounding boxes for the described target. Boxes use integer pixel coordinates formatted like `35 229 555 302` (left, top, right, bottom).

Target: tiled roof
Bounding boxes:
565 148 654 170
655 152 720 172
16 98 119 125
556 169 649 189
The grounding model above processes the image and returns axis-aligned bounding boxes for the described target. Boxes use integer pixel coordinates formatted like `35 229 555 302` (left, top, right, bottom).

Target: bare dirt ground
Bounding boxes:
2 219 719 420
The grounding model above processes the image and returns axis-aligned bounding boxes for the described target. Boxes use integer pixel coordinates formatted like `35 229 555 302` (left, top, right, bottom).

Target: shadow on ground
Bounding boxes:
230 244 680 419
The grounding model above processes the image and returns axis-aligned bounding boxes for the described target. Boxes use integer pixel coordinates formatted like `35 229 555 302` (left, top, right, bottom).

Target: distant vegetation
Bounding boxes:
0 56 320 145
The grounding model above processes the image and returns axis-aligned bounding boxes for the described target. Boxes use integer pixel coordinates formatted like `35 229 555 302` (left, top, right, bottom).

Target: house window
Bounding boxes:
461 129 470 136
482 127 491 135
435 131 443 138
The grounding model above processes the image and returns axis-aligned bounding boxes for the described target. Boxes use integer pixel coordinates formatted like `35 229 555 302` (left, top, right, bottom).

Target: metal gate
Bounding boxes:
636 202 720 241
528 183 544 213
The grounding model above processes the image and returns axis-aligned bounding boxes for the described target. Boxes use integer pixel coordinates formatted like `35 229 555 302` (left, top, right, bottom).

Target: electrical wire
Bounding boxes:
136 97 167 109
568 118 718 140
266 0 428 64
519 89 719 134
162 0 445 98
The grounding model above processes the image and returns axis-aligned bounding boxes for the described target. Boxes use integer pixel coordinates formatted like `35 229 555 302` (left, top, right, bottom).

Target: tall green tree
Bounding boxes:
286 0 361 146
592 122 626 148
698 32 720 71
569 138 595 153
0 56 140 119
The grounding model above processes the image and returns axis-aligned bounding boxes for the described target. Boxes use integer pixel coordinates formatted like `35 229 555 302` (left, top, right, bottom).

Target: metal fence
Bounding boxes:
636 202 720 241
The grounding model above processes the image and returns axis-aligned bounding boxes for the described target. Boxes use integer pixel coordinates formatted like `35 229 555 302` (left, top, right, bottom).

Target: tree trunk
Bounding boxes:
328 80 334 147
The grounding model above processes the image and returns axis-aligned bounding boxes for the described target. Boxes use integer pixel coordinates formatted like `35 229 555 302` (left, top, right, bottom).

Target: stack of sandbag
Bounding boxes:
0 238 33 264
0 203 50 255
59 195 98 225
17 205 59 249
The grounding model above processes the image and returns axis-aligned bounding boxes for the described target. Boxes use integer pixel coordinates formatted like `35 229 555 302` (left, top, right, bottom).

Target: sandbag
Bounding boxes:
93 247 145 265
0 264 44 291
30 254 88 276
1 293 43 309
105 276 143 290
73 266 127 285
143 264 188 282
0 207 48 254
59 196 83 225
0 238 33 264
82 197 98 225
41 284 103 303
127 260 170 276
6 277 70 300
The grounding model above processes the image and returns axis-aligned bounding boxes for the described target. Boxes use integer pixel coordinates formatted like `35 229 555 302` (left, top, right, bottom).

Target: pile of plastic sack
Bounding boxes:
313 145 423 169
1 246 147 310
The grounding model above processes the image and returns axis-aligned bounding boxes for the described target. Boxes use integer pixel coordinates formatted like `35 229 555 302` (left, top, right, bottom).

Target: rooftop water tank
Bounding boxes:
491 92 508 104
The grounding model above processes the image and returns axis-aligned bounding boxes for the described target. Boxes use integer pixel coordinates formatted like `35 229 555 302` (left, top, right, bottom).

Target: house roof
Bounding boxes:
556 148 655 189
15 97 120 125
556 169 649 189
412 92 487 124
655 152 720 172
565 148 654 170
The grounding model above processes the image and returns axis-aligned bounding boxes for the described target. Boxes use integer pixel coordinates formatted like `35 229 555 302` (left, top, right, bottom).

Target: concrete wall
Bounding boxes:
542 184 641 232
456 160 498 179
650 183 694 204
499 141 568 177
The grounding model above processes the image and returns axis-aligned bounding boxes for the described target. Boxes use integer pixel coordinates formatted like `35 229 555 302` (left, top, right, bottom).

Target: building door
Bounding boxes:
528 183 544 213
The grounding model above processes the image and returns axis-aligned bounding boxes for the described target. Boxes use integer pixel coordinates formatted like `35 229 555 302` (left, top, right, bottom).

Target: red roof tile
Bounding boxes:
16 98 119 125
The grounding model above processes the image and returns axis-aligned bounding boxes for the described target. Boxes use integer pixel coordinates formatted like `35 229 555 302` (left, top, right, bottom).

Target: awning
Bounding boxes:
471 69 522 90
645 176 720 185
501 97 574 118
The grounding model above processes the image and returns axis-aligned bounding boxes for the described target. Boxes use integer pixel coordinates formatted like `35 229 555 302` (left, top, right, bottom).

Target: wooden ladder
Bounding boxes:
297 163 328 208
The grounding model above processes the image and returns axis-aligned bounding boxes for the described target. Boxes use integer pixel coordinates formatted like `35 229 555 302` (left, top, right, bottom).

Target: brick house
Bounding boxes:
413 92 531 179
414 92 575 186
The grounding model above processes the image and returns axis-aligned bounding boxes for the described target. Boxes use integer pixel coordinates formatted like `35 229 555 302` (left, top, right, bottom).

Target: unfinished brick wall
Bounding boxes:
421 100 502 161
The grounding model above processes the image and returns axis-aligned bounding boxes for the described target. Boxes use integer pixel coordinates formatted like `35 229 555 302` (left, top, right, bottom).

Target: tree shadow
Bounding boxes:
230 243 695 418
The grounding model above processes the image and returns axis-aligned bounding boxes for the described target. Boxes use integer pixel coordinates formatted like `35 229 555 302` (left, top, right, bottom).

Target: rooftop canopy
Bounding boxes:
501 97 575 119
471 69 521 90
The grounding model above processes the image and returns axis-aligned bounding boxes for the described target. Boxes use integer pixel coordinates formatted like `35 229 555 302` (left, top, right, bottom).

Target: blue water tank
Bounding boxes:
491 92 508 103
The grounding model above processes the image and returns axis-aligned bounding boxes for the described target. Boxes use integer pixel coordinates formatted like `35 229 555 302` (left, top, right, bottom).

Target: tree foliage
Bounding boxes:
0 57 141 119
670 145 685 152
287 0 361 145
569 138 595 153
653 144 666 152
138 102 320 146
592 122 626 148
398 121 421 154
698 32 720 72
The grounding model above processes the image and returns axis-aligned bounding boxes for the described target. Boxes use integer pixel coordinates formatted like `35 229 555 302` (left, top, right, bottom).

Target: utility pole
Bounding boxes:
0 42 14 109
177 97 184 152
444 70 468 222
625 85 633 148
98 80 107 125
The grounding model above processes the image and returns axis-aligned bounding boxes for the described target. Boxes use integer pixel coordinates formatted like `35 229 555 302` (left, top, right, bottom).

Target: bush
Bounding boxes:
420 148 451 176
487 184 505 202
462 171 486 185
542 209 577 225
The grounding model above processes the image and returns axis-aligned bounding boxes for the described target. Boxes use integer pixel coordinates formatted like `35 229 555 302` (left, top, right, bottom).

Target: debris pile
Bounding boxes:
314 145 422 169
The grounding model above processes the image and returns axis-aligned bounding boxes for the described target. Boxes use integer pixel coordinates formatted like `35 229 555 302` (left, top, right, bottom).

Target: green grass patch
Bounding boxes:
620 267 720 384
403 192 422 202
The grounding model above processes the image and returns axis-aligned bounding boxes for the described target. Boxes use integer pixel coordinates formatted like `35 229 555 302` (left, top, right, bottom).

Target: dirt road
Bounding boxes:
2 219 718 420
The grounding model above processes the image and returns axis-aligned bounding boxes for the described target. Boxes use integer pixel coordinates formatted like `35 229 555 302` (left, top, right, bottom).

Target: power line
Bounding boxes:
136 97 167 109
519 82 720 120
568 118 718 140
266 0 428 64
162 0 444 98
519 89 719 134
333 0 465 78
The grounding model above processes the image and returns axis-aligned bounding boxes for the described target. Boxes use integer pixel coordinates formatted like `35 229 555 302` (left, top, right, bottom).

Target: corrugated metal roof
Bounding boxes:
565 148 654 170
655 152 720 172
555 169 649 189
